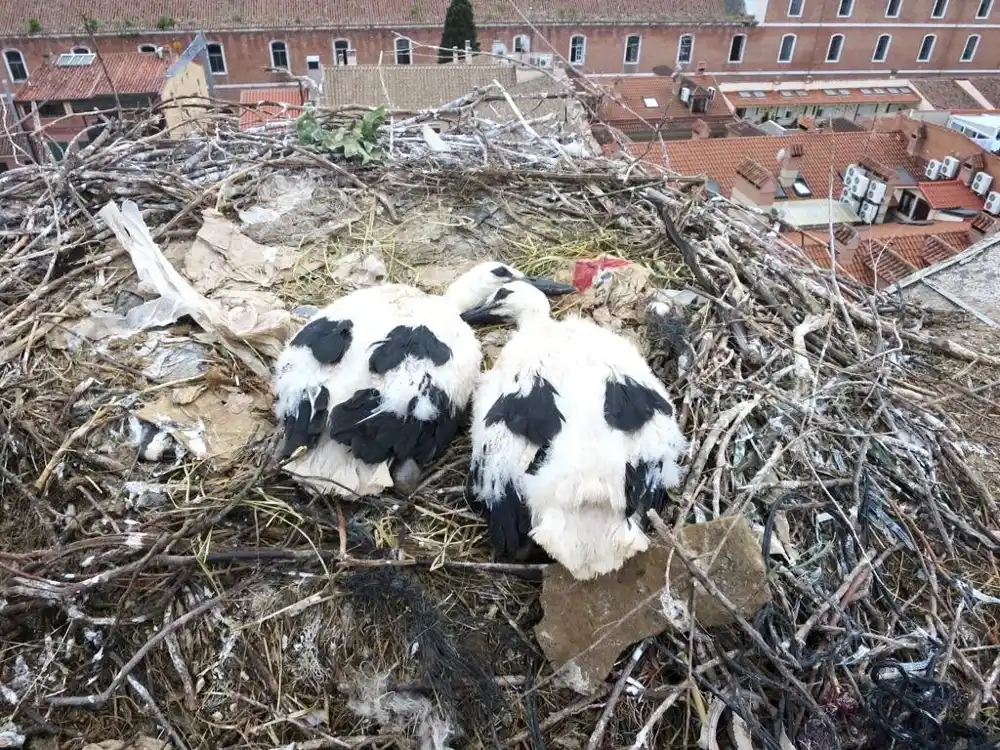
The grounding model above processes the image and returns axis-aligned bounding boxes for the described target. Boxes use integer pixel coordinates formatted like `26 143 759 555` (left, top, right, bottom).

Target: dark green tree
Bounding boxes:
438 0 479 63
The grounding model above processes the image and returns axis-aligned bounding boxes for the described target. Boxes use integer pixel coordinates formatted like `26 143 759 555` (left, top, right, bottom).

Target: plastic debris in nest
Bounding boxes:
0 722 25 749
175 208 322 295
534 517 770 695
329 250 388 290
130 385 270 463
560 256 655 334
97 200 298 379
340 567 504 741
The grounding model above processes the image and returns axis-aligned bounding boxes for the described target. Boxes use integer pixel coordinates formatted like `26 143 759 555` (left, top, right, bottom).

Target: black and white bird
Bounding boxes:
273 263 575 497
461 280 688 580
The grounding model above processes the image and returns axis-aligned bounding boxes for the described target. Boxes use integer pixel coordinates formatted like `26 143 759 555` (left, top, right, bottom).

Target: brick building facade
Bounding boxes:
2 1 1000 102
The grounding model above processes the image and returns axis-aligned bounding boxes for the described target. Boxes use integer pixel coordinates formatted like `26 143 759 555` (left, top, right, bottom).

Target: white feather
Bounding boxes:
468 283 688 579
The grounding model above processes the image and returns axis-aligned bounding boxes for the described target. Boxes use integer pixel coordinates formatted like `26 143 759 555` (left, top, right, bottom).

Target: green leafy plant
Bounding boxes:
156 16 176 30
296 105 388 165
27 17 41 33
83 17 100 33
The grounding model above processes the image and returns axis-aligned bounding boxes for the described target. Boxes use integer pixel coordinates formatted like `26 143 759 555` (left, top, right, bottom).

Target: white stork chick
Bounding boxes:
273 263 575 498
461 280 688 580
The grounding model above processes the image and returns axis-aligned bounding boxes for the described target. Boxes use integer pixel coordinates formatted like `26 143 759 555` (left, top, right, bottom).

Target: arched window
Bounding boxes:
917 34 935 63
334 38 351 65
269 40 288 69
71 46 90 54
826 34 845 62
569 34 586 65
872 34 891 62
138 44 157 54
3 49 27 82
728 34 746 63
961 34 981 62
778 34 796 63
205 42 227 74
395 37 412 65
677 34 694 64
513 35 529 54
624 34 641 65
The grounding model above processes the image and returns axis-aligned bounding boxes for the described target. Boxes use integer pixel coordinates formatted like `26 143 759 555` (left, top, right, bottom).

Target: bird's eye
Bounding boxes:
490 265 514 278
494 288 514 301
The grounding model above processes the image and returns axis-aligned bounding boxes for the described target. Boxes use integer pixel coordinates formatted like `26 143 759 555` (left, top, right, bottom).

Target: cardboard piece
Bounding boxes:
534 516 771 694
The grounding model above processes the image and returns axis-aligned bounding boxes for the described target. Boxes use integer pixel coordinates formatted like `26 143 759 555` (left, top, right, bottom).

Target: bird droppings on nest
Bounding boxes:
3 85 1000 750
344 672 457 750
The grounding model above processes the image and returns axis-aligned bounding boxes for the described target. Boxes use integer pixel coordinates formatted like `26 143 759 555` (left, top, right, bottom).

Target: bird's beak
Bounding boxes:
460 301 507 326
524 275 577 296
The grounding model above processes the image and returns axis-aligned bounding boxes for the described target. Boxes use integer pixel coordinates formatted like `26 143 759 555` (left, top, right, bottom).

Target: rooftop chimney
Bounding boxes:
732 159 777 209
778 143 804 188
691 118 710 140
832 223 860 265
970 211 1000 243
906 122 926 157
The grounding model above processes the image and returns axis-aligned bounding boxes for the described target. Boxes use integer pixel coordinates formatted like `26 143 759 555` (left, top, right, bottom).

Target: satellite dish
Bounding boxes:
651 65 674 77
776 148 787 164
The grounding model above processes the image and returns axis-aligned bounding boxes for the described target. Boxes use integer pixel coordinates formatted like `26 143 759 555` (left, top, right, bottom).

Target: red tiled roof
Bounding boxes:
917 180 984 211
593 74 730 134
965 78 1000 110
628 130 920 199
789 225 973 287
911 78 984 110
736 159 772 188
15 53 169 102
239 87 305 130
0 1 748 35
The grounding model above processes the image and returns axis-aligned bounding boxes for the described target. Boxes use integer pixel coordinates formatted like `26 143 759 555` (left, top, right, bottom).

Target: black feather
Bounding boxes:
484 375 563 446
604 375 673 433
368 324 453 375
290 317 353 365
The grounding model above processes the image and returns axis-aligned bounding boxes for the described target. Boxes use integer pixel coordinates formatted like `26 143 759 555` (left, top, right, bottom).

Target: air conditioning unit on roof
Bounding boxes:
859 201 878 224
925 159 942 180
941 155 960 179
850 174 871 198
867 180 887 203
972 171 994 196
985 190 1000 215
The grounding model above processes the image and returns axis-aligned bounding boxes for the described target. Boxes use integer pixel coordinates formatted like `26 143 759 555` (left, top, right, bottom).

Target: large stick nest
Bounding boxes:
2 91 1000 750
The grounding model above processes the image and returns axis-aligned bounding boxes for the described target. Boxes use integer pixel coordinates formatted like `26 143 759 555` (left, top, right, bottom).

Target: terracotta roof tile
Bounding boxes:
964 77 1000 110
965 152 986 170
858 155 895 183
0 1 748 35
860 242 916 286
322 64 516 110
15 53 169 102
917 179 984 210
628 130 920 199
911 78 983 110
837 255 872 286
594 74 729 133
736 159 771 188
239 87 305 130
921 235 958 265
971 211 999 234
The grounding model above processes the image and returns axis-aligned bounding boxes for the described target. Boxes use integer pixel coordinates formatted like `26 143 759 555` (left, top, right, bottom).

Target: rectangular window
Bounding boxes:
677 34 694 64
206 43 226 74
837 0 853 17
917 34 935 62
270 42 288 69
885 0 902 16
961 34 980 62
978 0 992 18
931 0 948 18
826 34 844 62
778 34 796 63
873 34 891 62
306 55 320 71
624 35 640 65
395 38 412 65
36 102 64 118
728 34 746 63
787 0 804 16
569 35 585 65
